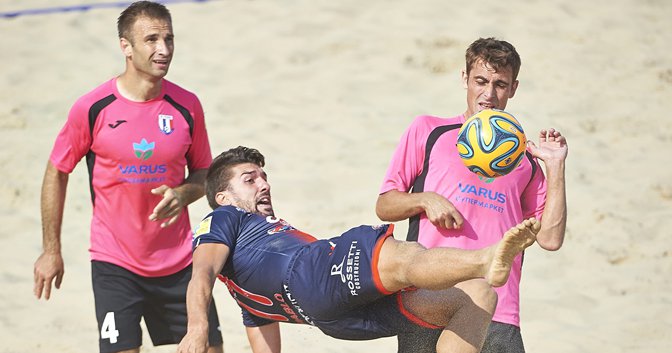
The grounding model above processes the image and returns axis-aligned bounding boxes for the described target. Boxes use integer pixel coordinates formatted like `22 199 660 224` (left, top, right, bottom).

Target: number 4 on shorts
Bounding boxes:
101 311 120 344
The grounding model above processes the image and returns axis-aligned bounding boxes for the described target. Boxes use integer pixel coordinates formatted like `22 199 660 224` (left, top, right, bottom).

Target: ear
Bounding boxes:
215 191 229 206
120 37 133 58
509 79 519 98
461 69 469 89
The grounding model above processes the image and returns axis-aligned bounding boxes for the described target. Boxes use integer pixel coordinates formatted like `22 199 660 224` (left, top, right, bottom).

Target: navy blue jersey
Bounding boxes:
193 206 318 326
193 206 438 340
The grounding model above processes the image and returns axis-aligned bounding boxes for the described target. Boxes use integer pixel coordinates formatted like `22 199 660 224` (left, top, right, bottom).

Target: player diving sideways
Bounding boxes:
178 146 541 353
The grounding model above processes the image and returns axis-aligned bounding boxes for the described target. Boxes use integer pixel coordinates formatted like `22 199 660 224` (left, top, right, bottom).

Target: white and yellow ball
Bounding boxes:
456 109 527 178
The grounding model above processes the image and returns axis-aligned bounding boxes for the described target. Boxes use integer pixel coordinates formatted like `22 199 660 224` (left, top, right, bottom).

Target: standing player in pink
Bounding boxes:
33 2 224 353
376 37 569 353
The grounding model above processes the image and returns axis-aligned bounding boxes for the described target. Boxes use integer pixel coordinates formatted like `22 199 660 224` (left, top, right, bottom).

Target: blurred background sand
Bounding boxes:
1 0 671 352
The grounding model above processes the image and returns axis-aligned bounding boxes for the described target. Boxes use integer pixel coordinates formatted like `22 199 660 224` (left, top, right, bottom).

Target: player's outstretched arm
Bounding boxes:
376 189 464 229
178 243 229 353
246 323 281 353
149 168 208 228
527 128 568 250
34 161 68 300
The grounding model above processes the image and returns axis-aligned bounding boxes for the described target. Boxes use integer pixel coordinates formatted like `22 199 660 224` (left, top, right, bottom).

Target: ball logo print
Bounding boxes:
456 109 527 178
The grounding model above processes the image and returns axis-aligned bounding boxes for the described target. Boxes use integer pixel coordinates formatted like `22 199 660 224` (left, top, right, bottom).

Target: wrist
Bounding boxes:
42 243 62 255
172 187 185 207
187 322 209 334
418 191 437 209
542 159 565 173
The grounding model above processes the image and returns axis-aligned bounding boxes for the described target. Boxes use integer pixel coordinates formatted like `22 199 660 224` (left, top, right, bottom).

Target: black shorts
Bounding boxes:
481 321 525 353
397 320 525 353
91 261 223 353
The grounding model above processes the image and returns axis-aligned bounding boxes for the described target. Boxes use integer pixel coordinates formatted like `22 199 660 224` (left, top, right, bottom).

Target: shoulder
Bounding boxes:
66 79 118 122
410 114 461 129
72 78 118 109
162 79 200 102
402 114 463 139
210 205 247 224
193 206 246 244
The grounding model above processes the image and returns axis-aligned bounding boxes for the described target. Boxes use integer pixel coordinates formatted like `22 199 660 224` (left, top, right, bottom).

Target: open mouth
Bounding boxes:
478 102 495 110
153 59 170 68
257 195 272 207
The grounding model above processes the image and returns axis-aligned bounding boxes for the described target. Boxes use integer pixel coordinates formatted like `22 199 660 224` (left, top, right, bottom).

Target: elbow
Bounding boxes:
537 238 564 251
375 204 392 222
536 219 566 251
375 197 395 222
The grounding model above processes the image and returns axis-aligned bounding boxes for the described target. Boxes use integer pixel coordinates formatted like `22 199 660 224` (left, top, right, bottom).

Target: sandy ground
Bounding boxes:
1 0 671 352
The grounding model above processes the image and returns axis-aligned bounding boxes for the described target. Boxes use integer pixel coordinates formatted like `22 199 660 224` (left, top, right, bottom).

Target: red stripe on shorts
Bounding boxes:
371 224 396 295
395 291 442 329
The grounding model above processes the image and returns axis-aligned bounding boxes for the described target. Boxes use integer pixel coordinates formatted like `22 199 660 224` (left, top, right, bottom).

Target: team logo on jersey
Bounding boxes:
268 219 295 235
158 114 174 135
132 138 155 160
193 216 212 239
478 175 495 184
108 119 127 129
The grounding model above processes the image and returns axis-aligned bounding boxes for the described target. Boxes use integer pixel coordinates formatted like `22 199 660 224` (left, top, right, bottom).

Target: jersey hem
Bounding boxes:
89 255 192 278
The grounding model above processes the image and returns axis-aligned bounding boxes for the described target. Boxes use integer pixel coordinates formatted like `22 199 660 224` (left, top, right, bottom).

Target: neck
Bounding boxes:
117 70 164 102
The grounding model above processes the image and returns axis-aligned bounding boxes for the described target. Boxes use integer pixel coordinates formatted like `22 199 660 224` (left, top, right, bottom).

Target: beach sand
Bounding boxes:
1 0 671 352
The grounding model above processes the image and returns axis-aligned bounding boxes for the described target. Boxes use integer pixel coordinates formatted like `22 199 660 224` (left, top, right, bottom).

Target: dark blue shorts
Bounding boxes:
284 224 442 340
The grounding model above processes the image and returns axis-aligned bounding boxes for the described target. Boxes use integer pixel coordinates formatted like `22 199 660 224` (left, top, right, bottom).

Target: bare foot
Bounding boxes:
486 218 540 287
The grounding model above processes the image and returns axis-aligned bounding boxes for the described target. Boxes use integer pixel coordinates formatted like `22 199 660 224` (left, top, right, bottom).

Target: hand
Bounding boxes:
177 329 209 353
526 128 568 164
149 185 183 228
34 252 64 300
422 192 464 229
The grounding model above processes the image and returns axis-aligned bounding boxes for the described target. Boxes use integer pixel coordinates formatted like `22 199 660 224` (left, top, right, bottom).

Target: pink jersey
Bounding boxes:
50 78 212 277
380 114 546 326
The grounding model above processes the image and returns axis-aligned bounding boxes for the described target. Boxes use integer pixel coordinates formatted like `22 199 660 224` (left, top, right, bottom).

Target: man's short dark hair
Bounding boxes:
117 1 172 41
465 37 521 80
205 146 266 210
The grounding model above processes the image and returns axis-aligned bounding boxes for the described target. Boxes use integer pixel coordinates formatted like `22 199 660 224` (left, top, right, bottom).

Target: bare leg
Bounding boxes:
377 218 540 292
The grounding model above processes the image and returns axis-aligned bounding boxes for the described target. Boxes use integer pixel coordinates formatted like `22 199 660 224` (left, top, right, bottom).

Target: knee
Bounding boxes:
458 279 497 314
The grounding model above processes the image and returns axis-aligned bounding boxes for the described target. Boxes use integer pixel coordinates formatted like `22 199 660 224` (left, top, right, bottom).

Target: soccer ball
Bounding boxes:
456 109 527 178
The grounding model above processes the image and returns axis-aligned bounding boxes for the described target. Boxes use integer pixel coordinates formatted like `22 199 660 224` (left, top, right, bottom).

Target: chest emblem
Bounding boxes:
158 114 174 135
478 175 495 184
132 138 155 160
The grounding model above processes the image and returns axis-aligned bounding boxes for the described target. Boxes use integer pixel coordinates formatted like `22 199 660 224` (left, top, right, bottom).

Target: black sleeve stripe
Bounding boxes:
525 151 537 185
164 94 194 137
85 94 116 206
406 123 462 242
520 153 538 270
